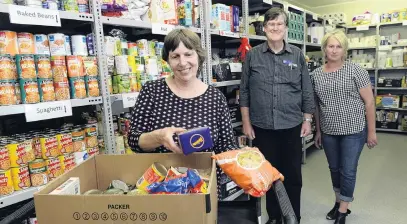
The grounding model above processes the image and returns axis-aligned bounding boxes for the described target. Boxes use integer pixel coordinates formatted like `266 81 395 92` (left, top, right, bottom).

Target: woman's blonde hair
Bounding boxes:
321 30 349 61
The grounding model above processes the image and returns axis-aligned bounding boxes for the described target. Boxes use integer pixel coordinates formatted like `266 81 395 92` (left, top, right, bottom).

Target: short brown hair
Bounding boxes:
162 29 206 68
263 7 289 27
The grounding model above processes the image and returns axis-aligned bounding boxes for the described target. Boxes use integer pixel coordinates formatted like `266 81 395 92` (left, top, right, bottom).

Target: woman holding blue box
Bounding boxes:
128 28 237 197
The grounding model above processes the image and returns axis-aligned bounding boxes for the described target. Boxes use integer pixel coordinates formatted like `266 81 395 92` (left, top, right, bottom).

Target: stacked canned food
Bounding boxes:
0 124 101 196
4 0 90 14
104 34 172 94
0 31 99 106
112 112 132 155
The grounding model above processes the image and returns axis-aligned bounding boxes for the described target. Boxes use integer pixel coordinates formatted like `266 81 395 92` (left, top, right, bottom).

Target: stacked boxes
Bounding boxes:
288 12 304 42
211 4 240 32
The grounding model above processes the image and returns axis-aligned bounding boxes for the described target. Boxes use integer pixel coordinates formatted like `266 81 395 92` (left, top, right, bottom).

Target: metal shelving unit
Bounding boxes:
0 187 41 209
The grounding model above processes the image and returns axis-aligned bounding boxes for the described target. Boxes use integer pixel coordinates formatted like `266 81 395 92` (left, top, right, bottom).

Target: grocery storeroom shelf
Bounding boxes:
248 35 267 41
376 128 407 133
232 121 242 128
288 39 303 45
0 4 94 22
0 187 41 209
348 46 376 50
212 80 241 87
376 107 407 111
378 67 407 70
345 24 377 29
306 42 321 47
0 97 103 116
376 87 407 90
379 21 407 27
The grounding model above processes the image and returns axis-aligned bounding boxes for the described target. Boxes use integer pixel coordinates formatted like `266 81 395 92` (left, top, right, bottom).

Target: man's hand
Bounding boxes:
301 121 312 137
243 121 256 140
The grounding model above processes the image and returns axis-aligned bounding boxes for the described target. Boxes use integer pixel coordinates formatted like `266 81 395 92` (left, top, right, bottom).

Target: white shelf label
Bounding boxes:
229 63 242 72
263 0 273 5
25 100 72 122
312 14 318 21
356 25 369 31
152 23 176 35
403 21 407 26
219 31 240 38
122 92 139 108
9 5 61 27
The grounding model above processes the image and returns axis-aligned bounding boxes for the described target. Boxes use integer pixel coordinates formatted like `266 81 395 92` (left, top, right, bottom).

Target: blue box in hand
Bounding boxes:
178 127 214 155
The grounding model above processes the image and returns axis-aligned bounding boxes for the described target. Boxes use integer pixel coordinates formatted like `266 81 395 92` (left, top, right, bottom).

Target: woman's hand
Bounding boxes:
155 126 186 153
314 131 322 149
367 131 378 149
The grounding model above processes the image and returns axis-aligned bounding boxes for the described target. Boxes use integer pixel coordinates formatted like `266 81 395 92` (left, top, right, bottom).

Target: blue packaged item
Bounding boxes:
178 127 213 155
147 169 204 194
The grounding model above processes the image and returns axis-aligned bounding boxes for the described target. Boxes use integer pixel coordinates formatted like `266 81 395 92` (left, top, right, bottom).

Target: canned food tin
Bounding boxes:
66 55 84 78
16 54 37 79
0 80 17 105
17 33 35 54
85 76 99 97
148 40 156 56
58 153 76 172
48 33 66 56
42 0 58 10
34 34 50 55
0 31 19 56
83 56 97 77
78 4 89 13
69 77 86 99
87 146 99 157
11 166 31 190
71 35 88 56
136 162 167 191
84 124 97 148
19 78 40 104
38 78 55 102
7 139 35 167
115 55 129 75
155 42 164 56
0 143 10 170
137 39 148 57
128 55 137 73
0 169 14 196
53 80 70 100
40 134 59 159
65 35 72 56
112 74 130 93
46 157 64 180
128 42 138 56
130 73 138 92
0 54 17 80
28 159 48 186
32 133 42 159
56 132 73 154
63 0 79 12
112 115 119 133
34 54 52 79
72 127 85 152
50 55 67 81
14 81 21 104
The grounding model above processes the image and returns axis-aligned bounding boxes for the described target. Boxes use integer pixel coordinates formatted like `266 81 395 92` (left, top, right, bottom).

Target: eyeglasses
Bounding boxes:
265 22 286 28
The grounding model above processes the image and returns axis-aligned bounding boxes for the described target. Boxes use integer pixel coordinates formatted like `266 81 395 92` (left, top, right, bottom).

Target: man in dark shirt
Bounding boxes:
240 7 315 224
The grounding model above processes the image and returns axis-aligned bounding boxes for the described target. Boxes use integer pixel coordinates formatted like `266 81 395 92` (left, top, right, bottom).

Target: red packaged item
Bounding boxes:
212 147 284 197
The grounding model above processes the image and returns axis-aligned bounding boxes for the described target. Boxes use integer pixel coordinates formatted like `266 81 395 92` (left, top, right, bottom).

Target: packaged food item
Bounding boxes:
129 73 138 92
48 33 66 56
155 42 164 56
69 77 87 99
106 56 115 73
128 55 137 73
178 127 213 155
28 159 48 187
53 80 70 100
85 75 99 97
67 55 84 78
0 54 17 80
84 189 103 195
16 54 37 79
40 134 60 159
14 81 21 104
104 188 124 195
34 34 50 55
0 31 19 56
50 56 67 81
84 124 98 148
37 78 55 102
0 80 17 105
137 39 148 57
58 153 76 172
11 166 31 190
128 42 138 56
87 146 99 157
108 179 129 192
46 157 64 180
64 35 72 56
83 56 98 76
86 34 95 56
136 162 167 192
115 55 129 75
7 139 36 167
50 177 80 195
0 143 11 170
31 133 42 159
71 126 86 152
63 0 79 12
56 132 73 154
0 169 14 196
212 147 284 197
17 33 35 54
34 55 52 79
19 78 40 104
71 35 88 56
112 74 130 93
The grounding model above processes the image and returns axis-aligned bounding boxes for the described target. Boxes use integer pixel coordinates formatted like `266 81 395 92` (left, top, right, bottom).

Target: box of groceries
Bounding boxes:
34 153 217 224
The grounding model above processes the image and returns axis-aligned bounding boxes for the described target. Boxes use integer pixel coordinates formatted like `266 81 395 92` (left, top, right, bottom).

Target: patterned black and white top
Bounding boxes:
128 79 237 197
311 62 371 135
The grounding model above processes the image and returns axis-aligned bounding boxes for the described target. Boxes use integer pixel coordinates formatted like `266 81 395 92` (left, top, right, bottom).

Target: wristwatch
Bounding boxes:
303 118 313 123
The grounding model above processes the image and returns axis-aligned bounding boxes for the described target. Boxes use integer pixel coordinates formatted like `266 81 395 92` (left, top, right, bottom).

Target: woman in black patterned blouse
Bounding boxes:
128 29 237 197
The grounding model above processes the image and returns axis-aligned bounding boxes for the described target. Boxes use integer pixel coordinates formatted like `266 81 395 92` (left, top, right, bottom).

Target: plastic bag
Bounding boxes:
147 169 207 194
212 147 284 197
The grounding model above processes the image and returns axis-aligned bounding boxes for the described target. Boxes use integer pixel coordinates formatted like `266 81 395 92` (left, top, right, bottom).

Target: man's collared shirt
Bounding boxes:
240 41 315 130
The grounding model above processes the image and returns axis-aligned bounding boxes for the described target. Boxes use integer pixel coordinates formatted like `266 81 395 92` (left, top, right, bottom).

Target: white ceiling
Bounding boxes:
288 0 357 8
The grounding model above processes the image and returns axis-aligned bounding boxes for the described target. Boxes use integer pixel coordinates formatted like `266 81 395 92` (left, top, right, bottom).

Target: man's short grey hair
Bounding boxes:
263 7 289 27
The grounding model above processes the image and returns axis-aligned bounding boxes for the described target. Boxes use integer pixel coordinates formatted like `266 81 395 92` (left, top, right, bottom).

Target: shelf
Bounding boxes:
0 97 103 116
379 21 407 27
306 42 321 47
212 80 241 87
378 67 407 70
348 46 376 50
209 29 241 38
0 187 42 209
0 4 94 22
376 107 407 111
376 87 407 90
377 128 407 133
248 35 267 41
345 24 377 29
232 121 242 128
288 39 303 45
303 141 314 150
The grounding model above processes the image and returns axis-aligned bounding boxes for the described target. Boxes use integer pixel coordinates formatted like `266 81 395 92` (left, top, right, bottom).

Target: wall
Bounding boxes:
311 0 407 24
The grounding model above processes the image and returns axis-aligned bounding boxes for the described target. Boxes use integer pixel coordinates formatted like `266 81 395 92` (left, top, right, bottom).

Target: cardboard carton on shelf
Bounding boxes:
34 153 217 224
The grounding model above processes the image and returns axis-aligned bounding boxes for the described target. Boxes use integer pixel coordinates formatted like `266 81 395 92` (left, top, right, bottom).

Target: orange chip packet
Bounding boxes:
212 147 284 197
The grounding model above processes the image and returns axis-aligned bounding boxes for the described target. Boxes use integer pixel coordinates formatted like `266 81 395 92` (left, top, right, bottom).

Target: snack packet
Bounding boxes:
147 169 207 194
212 147 284 197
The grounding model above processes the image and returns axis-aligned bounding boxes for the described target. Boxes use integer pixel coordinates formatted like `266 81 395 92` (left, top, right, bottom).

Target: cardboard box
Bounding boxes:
34 153 218 224
50 177 80 195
